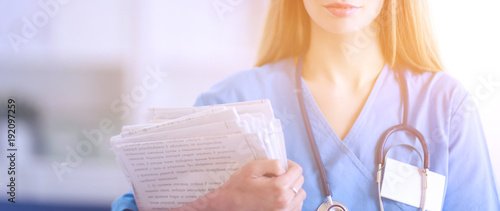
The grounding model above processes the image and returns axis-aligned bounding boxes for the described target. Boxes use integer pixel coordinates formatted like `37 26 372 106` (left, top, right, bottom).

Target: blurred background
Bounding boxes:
0 0 498 210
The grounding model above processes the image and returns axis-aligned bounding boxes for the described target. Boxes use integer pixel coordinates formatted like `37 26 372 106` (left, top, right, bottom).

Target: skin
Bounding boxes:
174 160 306 210
175 0 386 210
302 0 385 140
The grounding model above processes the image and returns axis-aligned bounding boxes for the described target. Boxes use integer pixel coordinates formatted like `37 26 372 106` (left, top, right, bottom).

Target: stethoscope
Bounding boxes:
294 56 430 211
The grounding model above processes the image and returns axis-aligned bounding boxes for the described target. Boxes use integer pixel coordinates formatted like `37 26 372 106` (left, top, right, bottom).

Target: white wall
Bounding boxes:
0 0 268 207
125 0 267 123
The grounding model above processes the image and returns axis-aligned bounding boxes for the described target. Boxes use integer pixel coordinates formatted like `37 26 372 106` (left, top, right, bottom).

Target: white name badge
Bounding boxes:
381 158 446 211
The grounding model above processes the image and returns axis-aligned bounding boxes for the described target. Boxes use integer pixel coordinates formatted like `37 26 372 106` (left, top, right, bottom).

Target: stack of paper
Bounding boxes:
111 100 288 210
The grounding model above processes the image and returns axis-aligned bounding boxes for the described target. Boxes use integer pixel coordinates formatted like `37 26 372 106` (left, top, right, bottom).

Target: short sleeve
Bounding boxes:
111 190 138 211
193 93 207 107
193 90 235 107
443 93 500 209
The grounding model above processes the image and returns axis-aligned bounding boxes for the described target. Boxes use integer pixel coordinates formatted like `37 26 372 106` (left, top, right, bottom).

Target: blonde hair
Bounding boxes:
255 0 443 72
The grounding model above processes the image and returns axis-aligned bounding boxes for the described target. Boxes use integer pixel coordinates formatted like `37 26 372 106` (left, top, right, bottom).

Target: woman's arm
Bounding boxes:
443 94 500 210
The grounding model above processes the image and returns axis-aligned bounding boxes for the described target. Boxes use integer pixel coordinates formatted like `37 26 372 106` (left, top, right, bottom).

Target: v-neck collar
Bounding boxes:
301 64 388 143
299 64 389 181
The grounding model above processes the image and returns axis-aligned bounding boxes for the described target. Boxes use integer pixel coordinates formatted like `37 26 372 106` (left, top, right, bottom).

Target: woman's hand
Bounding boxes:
215 159 305 210
177 159 306 211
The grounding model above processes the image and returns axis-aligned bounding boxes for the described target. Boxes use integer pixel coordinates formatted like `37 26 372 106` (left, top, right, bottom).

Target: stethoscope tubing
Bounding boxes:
294 55 430 210
377 70 429 169
295 55 333 199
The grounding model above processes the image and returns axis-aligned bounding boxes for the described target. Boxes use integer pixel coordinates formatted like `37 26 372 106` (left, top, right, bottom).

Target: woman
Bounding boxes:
113 0 500 210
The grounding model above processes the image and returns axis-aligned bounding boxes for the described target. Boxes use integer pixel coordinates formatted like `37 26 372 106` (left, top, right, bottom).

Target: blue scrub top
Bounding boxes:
112 58 500 210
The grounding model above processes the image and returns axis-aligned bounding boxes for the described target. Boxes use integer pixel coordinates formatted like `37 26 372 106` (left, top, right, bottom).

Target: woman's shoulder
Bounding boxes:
194 58 295 106
404 69 470 116
408 69 467 94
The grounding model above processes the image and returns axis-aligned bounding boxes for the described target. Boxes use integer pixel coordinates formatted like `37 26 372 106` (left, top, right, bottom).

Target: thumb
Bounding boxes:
242 159 286 178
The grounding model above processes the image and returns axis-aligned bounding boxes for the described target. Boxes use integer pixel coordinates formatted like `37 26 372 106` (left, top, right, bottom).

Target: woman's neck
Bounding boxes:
302 21 385 91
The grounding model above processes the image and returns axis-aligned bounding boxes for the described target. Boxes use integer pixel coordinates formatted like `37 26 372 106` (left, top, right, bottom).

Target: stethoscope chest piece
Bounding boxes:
295 54 426 211
317 200 348 211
